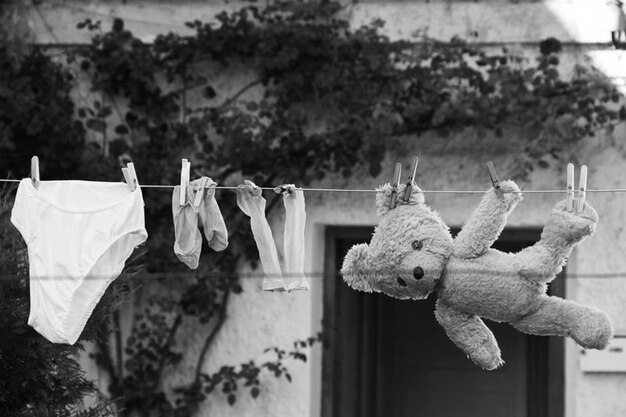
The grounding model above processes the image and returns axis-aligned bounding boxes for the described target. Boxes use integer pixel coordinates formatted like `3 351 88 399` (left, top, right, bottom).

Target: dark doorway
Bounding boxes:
322 226 564 417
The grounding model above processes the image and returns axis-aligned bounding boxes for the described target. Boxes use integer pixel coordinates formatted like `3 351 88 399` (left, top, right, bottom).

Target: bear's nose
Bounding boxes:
413 266 424 280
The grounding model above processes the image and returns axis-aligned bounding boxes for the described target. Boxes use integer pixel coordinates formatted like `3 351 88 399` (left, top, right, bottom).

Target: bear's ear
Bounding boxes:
341 243 375 293
375 183 425 216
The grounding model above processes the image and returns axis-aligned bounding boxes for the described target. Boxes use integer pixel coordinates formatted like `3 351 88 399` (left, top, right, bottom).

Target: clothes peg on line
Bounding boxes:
577 165 588 213
389 162 402 209
402 155 419 202
122 162 138 191
31 156 40 189
486 161 503 199
122 168 133 190
179 159 190 206
566 163 575 212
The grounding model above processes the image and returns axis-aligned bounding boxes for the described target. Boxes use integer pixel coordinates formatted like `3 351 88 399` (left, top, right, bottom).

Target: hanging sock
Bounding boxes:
172 185 202 269
172 177 229 269
280 185 309 291
237 180 286 292
194 177 228 252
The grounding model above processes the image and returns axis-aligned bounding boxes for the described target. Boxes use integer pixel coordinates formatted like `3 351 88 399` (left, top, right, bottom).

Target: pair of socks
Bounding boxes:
237 180 309 292
172 177 228 269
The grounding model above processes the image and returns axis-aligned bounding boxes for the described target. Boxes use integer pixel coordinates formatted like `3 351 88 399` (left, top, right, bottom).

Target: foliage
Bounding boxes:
0 47 85 179
70 3 625 412
173 333 323 414
0 0 624 415
0 186 119 417
0 0 32 62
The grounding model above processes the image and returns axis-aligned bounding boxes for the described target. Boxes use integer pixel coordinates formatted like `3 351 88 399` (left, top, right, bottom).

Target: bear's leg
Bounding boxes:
514 200 597 283
512 296 613 349
435 299 503 370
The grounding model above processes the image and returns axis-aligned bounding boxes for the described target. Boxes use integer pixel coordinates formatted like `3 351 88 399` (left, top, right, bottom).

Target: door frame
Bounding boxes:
322 226 565 417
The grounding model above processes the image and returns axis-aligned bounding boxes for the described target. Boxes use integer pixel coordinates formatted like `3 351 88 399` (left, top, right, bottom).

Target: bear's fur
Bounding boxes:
341 181 614 370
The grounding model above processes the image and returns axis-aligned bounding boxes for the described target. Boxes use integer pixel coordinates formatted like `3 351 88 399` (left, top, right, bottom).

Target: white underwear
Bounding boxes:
11 179 148 344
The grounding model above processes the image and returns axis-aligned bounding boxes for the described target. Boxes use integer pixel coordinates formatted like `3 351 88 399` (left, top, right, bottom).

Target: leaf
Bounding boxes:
251 387 260 398
227 394 236 405
86 118 107 133
203 86 217 99
115 124 129 134
537 160 549 169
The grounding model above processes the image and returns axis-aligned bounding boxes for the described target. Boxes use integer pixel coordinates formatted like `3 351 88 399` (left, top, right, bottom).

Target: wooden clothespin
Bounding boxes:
31 156 40 189
566 163 575 212
486 161 503 199
179 159 190 206
122 162 138 191
389 162 402 209
402 155 419 202
127 162 138 189
576 165 588 213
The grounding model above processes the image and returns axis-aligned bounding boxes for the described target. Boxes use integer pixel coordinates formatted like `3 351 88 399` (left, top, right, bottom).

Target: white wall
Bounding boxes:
30 1 626 416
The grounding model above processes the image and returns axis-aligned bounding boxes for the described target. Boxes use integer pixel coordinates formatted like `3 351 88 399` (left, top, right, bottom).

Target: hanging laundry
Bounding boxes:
279 184 309 291
172 177 228 270
172 184 203 269
196 177 228 252
237 180 286 291
10 178 148 344
237 180 309 292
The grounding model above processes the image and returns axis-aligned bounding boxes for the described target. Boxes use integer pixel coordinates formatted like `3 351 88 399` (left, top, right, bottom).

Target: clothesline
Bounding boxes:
2 178 626 194
0 272 624 279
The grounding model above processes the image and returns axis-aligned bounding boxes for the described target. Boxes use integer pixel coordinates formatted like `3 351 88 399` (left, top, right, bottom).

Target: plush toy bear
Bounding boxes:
341 181 614 370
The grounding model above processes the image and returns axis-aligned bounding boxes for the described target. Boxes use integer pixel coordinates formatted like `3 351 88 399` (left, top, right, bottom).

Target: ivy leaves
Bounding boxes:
64 0 626 414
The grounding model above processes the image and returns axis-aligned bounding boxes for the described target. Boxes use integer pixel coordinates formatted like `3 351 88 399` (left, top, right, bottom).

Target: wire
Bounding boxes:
2 178 626 194
0 271 623 280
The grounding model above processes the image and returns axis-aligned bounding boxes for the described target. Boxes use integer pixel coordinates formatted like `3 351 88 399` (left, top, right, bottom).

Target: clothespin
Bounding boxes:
179 159 190 206
486 161 503 199
122 162 138 191
273 184 296 198
30 156 40 189
402 155 419 202
566 163 575 212
389 162 402 209
576 165 588 213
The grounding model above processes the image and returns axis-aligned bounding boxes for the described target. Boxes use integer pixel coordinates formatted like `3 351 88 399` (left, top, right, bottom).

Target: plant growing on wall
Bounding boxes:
0 186 122 417
73 2 624 412
1 0 624 415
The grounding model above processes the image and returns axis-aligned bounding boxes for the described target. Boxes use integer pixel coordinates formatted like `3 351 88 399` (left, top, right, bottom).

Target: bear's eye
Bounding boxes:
411 240 423 250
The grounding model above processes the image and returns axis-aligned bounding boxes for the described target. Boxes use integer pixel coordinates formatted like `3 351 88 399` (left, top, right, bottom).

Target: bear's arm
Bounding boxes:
435 299 503 370
453 181 521 259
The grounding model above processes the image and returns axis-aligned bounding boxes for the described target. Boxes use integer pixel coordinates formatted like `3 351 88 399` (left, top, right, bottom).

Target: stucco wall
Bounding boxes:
305 132 626 417
31 1 626 416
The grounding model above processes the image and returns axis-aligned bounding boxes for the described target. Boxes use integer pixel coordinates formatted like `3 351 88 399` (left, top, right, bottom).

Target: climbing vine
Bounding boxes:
0 0 624 415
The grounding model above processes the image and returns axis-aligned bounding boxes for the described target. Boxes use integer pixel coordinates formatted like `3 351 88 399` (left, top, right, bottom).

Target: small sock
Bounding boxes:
172 185 202 269
237 180 286 292
193 177 229 252
280 185 309 292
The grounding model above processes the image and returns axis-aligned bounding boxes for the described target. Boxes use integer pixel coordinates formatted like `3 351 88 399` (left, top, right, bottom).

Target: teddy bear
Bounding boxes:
341 180 614 370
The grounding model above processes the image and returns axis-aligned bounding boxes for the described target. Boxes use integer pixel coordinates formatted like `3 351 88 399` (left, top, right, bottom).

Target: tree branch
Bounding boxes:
219 78 265 109
155 313 183 387
194 289 230 381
